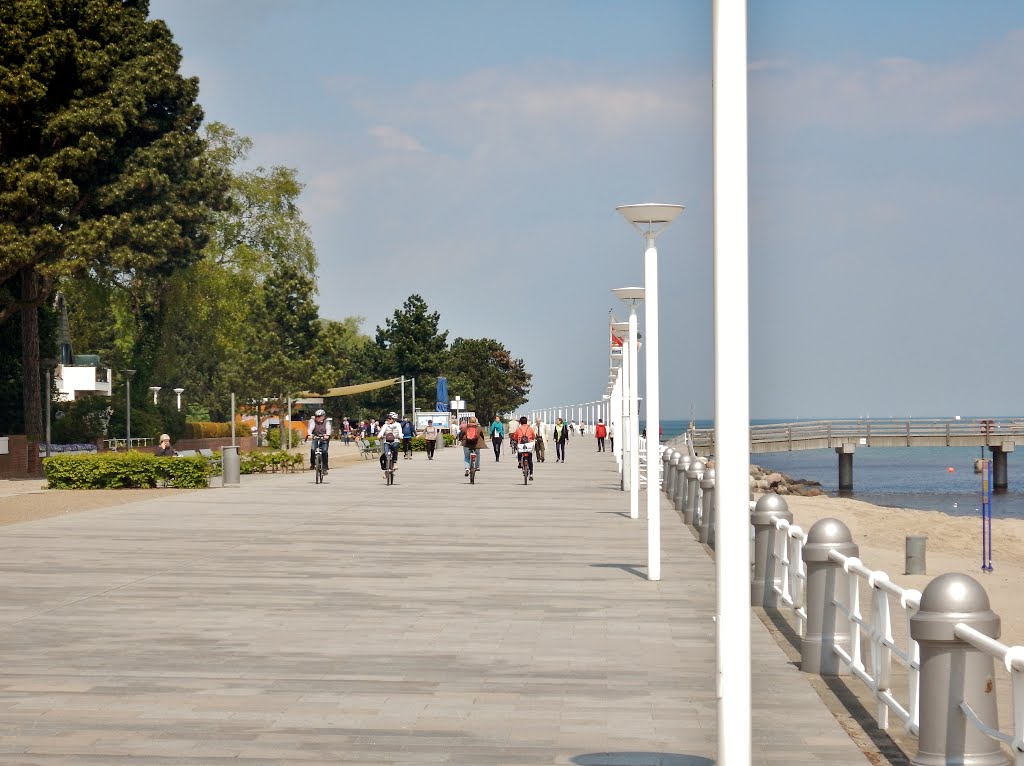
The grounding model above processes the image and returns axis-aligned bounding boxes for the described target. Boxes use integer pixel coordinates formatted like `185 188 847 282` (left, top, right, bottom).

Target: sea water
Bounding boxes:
644 419 1024 520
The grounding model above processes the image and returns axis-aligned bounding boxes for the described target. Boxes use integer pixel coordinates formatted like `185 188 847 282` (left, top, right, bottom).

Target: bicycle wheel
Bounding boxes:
522 457 529 485
469 455 476 485
387 452 394 485
315 451 323 484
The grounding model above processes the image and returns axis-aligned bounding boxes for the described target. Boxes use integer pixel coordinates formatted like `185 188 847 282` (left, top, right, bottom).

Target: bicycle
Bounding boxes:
311 435 329 484
468 450 478 484
383 442 397 485
517 440 535 484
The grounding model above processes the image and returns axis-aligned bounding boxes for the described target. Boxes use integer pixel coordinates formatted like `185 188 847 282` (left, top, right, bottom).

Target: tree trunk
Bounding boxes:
20 267 42 441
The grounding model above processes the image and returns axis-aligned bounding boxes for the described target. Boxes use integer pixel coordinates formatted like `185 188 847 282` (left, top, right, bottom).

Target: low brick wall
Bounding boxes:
0 435 42 479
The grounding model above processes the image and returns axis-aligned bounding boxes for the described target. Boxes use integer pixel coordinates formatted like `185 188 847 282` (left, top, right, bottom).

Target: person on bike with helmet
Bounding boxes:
305 409 332 474
378 412 403 475
512 416 537 480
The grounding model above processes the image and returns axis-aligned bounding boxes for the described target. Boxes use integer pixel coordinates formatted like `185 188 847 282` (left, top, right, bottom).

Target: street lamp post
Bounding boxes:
121 369 136 448
149 386 161 405
174 388 185 412
617 203 683 582
613 287 644 522
611 321 631 495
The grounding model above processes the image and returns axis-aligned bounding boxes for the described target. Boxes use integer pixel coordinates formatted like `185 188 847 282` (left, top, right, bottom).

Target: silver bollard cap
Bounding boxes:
802 517 857 562
911 572 1000 641
670 451 682 465
700 467 716 488
750 492 792 525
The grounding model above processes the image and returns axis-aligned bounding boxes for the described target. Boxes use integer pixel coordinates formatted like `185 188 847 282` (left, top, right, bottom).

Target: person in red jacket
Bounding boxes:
594 419 607 452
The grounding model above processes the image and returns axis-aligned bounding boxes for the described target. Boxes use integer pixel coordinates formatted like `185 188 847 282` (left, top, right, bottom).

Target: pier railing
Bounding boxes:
689 417 1024 453
741 492 1024 764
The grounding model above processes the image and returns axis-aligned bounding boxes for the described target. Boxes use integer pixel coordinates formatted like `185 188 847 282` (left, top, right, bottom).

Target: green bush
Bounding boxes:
184 421 233 439
43 453 212 489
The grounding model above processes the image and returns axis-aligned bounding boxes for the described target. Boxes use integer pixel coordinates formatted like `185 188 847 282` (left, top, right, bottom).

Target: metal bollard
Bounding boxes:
910 573 1007 766
673 454 691 511
661 448 676 498
684 459 704 526
750 493 792 607
663 449 678 499
801 518 858 675
905 535 927 575
699 467 715 545
221 445 240 487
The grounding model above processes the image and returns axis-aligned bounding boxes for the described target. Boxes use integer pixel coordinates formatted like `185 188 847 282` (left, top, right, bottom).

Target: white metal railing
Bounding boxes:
764 512 921 735
829 550 922 735
768 515 808 634
638 436 648 486
104 437 153 451
953 624 1024 764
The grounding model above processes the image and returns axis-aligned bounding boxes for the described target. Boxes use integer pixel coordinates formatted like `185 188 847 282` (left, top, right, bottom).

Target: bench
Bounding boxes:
358 438 381 460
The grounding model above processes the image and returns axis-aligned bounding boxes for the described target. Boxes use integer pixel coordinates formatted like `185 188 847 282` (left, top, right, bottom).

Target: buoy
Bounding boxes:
947 466 955 473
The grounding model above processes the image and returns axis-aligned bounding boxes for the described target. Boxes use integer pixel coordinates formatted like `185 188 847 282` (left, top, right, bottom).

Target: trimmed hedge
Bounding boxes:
43 453 213 489
366 434 456 451
183 421 235 439
239 450 303 474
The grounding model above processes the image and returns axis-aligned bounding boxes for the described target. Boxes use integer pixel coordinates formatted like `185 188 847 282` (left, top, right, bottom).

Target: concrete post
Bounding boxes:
672 453 689 511
905 535 927 575
685 459 705 526
222 445 240 487
750 493 792 607
801 518 858 675
662 448 677 499
988 443 1013 491
699 467 715 545
910 573 1007 766
836 443 855 491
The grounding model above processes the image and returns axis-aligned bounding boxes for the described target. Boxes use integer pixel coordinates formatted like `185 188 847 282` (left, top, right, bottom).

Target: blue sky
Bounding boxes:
149 1 1024 420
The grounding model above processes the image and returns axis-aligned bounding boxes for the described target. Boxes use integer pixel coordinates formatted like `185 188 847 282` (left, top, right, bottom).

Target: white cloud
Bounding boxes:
751 27 1024 134
367 125 426 153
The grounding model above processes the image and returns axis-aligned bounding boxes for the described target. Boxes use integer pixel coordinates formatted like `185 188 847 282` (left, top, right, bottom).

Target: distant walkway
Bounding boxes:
0 443 869 764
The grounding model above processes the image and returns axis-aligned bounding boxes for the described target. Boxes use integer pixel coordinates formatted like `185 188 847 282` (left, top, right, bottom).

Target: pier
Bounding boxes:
690 417 1023 490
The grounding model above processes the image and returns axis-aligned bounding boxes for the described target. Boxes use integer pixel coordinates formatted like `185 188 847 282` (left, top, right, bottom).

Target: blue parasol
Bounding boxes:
436 376 449 411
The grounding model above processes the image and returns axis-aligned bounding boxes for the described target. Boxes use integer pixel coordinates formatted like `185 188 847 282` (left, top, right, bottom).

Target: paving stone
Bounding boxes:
0 445 870 764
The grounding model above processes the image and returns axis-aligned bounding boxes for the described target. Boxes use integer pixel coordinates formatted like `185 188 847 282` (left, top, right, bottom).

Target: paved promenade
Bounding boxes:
0 442 870 765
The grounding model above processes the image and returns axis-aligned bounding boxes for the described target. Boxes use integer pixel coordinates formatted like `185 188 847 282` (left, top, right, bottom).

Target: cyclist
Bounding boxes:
305 409 332 475
461 416 484 477
378 412 403 476
512 416 536 480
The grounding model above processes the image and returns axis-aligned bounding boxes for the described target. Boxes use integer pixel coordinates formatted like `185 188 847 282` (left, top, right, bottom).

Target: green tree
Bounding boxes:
0 0 227 439
445 337 532 423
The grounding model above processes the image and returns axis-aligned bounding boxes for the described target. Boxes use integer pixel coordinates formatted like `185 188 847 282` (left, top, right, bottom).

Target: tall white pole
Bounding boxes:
628 307 640 520
714 0 752 763
621 346 631 494
643 237 661 581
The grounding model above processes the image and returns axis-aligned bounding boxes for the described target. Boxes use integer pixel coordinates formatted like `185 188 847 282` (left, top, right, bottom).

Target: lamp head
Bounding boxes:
612 286 645 303
616 203 684 239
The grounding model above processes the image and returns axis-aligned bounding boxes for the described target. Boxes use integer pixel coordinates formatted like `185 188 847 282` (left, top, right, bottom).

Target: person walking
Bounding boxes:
594 419 607 452
423 419 439 460
488 415 505 462
553 417 569 463
607 421 615 453
533 417 546 463
401 416 416 459
341 417 352 445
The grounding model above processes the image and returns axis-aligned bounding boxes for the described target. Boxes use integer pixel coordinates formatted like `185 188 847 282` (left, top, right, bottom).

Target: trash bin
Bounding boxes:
222 445 240 487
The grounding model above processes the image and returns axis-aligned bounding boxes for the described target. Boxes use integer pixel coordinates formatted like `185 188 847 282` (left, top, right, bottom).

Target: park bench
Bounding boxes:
358 438 380 460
